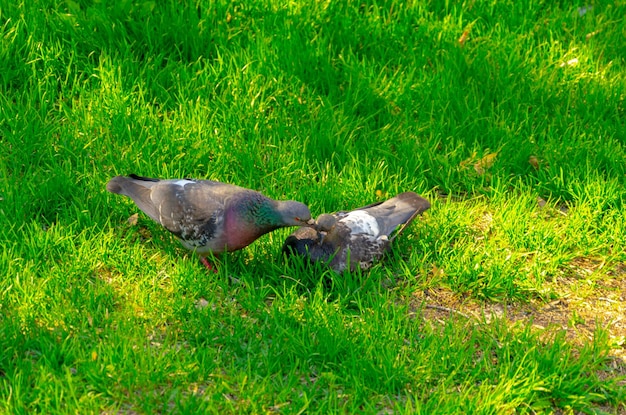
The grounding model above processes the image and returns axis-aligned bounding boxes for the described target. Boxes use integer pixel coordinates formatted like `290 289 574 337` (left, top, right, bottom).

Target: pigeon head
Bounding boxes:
271 200 313 227
315 214 337 232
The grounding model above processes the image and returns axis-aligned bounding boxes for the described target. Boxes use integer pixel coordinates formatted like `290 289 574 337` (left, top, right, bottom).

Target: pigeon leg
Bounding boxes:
200 256 218 273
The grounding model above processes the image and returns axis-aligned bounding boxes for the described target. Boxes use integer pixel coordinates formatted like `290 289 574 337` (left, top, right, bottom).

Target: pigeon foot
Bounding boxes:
200 257 218 273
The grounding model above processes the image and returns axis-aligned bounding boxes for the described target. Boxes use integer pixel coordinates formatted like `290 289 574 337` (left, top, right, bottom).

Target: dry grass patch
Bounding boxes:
410 262 626 362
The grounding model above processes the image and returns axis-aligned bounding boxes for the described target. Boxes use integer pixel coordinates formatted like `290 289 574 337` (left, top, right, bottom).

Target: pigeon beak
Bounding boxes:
304 218 316 226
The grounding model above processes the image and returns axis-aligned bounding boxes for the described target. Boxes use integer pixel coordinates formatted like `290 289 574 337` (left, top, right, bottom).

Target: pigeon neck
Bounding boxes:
256 202 283 227
242 199 282 228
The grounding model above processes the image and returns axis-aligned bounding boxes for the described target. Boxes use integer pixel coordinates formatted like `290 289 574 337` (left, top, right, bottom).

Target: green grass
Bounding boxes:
1 0 625 413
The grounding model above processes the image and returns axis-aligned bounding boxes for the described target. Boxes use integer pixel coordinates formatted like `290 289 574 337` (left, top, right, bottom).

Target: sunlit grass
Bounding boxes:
1 0 625 413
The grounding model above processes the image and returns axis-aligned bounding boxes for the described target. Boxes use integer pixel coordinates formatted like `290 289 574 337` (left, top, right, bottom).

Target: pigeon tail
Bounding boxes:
105 176 126 195
361 191 431 237
106 175 160 194
106 175 161 223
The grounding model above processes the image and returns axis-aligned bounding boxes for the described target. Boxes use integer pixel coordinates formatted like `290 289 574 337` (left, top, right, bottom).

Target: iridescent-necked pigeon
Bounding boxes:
107 174 313 270
283 192 430 272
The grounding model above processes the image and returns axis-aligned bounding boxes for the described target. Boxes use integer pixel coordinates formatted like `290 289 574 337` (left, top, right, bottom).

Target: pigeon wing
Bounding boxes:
360 192 430 237
147 180 227 242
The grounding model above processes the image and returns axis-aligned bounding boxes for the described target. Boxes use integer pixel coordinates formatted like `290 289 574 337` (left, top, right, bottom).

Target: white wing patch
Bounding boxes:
341 210 380 237
174 179 195 187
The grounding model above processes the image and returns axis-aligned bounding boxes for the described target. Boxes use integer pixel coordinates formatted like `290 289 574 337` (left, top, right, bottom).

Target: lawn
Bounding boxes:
1 0 625 413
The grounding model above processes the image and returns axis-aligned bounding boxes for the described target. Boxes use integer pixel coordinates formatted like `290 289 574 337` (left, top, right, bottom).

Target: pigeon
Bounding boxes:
283 192 430 272
107 174 313 270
